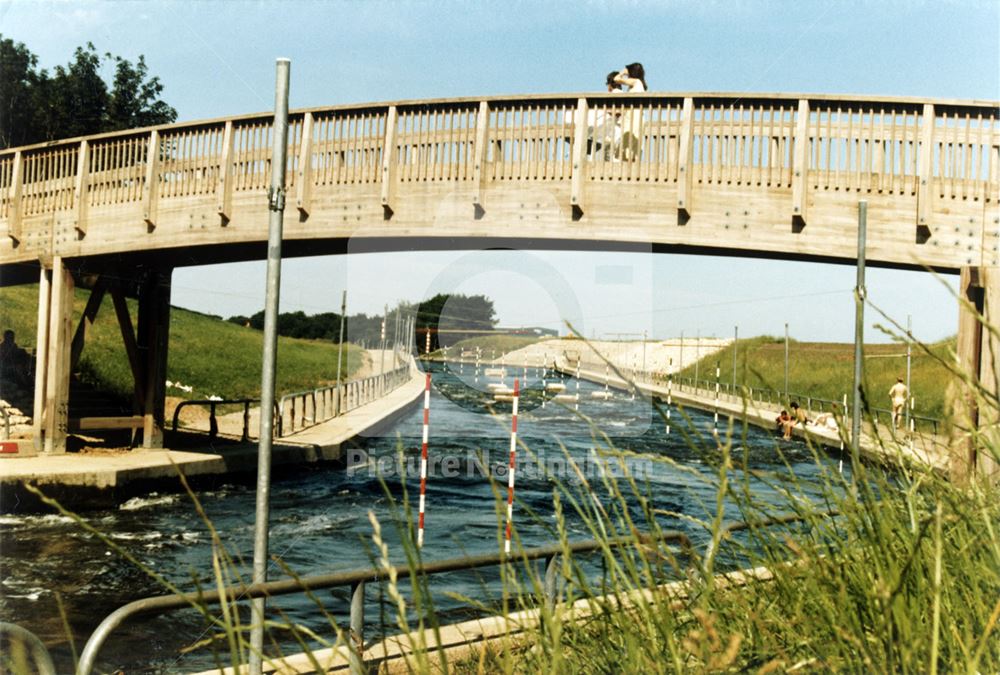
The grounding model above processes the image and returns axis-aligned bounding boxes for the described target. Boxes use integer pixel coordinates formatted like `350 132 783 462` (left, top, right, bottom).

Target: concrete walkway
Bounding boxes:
0 362 426 511
563 362 949 473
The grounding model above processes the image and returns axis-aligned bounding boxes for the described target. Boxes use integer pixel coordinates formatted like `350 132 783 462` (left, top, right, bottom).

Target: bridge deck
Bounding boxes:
2 92 997 276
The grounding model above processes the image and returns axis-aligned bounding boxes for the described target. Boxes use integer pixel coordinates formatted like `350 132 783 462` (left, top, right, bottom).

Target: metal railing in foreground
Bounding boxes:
76 531 693 675
171 398 256 441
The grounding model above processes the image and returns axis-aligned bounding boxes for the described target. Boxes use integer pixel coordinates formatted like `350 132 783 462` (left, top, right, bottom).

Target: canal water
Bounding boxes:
0 362 850 672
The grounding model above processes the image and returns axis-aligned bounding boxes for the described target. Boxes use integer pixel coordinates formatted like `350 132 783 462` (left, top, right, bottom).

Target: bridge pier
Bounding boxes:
135 268 172 449
952 265 1000 483
29 263 173 453
31 257 74 453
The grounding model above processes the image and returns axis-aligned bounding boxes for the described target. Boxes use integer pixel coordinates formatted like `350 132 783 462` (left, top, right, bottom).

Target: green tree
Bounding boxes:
0 37 177 149
0 37 40 148
107 54 176 131
47 43 108 140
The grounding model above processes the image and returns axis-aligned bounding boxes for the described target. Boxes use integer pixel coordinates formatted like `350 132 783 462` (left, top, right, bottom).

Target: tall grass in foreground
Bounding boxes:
9 334 999 674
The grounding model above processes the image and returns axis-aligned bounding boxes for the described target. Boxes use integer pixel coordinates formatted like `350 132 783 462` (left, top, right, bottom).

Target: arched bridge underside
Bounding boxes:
0 92 997 478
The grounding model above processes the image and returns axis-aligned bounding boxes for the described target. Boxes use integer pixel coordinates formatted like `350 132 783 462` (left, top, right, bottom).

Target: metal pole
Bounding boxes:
335 290 347 417
642 329 647 380
379 304 387 385
250 57 290 675
905 314 912 430
732 325 738 391
694 330 700 390
784 323 789 399
851 200 868 458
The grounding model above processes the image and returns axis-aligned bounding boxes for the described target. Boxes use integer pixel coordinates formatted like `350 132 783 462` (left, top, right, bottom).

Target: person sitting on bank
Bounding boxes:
790 401 809 427
0 329 31 387
813 412 839 431
775 409 793 440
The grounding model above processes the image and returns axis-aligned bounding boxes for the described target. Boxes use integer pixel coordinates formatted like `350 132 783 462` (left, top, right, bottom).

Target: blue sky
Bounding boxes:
2 0 998 342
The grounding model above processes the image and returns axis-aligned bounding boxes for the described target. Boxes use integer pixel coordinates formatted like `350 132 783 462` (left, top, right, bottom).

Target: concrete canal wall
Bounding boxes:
0 360 427 512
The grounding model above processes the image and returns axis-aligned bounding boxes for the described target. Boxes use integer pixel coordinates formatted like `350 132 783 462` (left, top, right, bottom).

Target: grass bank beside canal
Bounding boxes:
0 284 365 403
677 335 955 420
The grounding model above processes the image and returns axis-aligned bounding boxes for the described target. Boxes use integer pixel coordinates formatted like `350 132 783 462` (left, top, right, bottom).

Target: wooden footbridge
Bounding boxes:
1 91 997 476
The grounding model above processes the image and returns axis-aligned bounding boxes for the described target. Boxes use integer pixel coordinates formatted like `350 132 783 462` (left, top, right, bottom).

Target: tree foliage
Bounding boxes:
0 38 177 149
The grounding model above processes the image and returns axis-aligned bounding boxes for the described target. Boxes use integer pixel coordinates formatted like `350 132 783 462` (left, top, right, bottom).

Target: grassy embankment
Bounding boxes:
432 333 953 420
0 284 364 404
677 335 954 421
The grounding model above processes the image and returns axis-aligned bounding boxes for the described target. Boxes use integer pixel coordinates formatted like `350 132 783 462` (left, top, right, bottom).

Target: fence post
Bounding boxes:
209 403 218 439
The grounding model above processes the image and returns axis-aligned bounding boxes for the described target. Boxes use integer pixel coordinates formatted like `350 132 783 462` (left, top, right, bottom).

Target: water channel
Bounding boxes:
0 362 851 672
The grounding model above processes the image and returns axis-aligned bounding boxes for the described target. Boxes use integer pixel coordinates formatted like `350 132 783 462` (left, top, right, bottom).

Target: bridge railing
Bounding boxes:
666 374 940 436
2 93 996 248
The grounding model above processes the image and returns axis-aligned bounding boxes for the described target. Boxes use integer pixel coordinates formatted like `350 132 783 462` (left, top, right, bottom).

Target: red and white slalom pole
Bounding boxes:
504 379 520 555
417 373 431 548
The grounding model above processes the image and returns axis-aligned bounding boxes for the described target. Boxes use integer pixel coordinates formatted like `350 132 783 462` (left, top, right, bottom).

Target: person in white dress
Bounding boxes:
613 63 647 160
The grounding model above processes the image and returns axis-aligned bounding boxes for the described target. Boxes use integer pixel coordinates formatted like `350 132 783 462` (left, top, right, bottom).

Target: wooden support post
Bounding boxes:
31 266 52 453
142 129 161 230
136 269 172 448
472 101 490 211
217 121 235 222
677 97 695 218
917 103 935 231
951 266 986 483
570 98 588 218
110 284 145 411
791 99 810 229
70 277 107 371
42 257 74 454
977 266 1000 481
296 113 314 217
380 106 399 217
73 140 90 237
7 150 24 243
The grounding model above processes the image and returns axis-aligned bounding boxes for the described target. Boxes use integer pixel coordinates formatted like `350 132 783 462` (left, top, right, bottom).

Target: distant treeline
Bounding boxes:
227 293 496 347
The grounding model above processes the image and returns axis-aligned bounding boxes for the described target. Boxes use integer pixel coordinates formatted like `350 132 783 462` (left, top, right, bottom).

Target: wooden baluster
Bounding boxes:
570 98 588 218
473 101 490 211
917 103 935 230
73 140 90 237
143 130 160 230
791 99 810 228
677 97 694 217
217 121 235 222
7 150 23 243
381 106 399 216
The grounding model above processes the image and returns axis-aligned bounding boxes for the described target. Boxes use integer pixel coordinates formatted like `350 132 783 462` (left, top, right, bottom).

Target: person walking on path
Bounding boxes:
889 377 908 429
